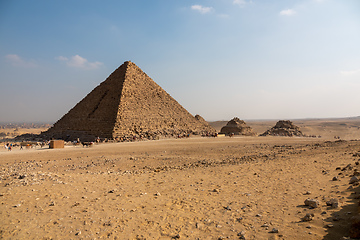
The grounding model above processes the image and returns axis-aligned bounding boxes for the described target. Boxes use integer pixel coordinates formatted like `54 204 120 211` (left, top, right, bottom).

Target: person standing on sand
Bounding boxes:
20 141 23 150
4 143 8 150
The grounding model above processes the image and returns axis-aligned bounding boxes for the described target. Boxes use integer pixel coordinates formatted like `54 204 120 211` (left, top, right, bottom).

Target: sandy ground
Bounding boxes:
1 135 360 239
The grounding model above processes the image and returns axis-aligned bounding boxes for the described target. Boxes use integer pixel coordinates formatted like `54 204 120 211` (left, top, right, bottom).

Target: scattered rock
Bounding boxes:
333 215 341 221
332 176 339 181
269 228 279 233
236 217 243 222
302 213 314 222
325 224 334 228
353 152 360 157
103 221 111 226
342 164 353 171
237 231 246 239
326 198 339 208
224 206 231 211
350 176 359 184
195 222 202 229
304 199 319 208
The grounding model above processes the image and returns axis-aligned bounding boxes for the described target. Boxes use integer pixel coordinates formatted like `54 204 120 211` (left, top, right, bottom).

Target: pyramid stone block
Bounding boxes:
44 61 215 141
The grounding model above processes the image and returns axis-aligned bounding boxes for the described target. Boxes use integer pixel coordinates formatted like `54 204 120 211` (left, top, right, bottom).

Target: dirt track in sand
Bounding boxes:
1 136 360 239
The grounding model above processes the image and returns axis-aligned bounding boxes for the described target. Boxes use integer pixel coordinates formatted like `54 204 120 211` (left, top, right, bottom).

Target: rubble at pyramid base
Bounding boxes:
40 128 215 142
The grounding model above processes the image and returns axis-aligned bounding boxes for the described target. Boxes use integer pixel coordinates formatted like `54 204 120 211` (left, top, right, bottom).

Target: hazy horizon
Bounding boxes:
1 0 359 122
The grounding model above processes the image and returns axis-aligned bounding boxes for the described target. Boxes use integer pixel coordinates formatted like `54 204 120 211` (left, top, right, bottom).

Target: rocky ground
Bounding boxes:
1 136 360 239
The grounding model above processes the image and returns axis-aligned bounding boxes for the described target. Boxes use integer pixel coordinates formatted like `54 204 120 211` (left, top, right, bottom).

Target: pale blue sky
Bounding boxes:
0 0 359 122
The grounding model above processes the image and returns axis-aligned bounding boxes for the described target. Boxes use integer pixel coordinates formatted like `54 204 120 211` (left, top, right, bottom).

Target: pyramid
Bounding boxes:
219 117 256 136
44 61 215 141
260 120 304 137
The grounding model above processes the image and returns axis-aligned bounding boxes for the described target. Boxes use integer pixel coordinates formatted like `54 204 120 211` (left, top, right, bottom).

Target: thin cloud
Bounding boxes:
280 9 296 16
56 55 103 69
191 5 213 14
218 13 230 18
233 0 251 8
56 56 68 61
5 54 37 68
340 69 360 76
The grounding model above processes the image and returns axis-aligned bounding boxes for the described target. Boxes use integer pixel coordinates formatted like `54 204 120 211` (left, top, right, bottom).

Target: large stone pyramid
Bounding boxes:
44 61 215 141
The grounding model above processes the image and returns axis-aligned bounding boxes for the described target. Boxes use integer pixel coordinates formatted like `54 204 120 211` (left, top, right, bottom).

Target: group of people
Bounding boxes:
2 141 50 151
4 142 13 151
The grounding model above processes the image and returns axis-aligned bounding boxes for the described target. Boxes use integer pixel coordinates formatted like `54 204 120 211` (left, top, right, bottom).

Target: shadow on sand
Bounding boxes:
323 184 360 240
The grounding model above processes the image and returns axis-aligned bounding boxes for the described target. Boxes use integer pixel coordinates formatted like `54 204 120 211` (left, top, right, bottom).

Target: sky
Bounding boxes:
0 0 359 123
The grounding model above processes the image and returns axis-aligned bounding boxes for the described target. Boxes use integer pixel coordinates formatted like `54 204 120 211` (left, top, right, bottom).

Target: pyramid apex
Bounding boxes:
111 61 137 74
120 60 138 69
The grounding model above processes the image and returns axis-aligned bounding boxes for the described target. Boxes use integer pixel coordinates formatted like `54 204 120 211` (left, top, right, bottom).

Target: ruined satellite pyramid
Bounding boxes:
44 61 215 141
260 120 304 137
219 117 256 136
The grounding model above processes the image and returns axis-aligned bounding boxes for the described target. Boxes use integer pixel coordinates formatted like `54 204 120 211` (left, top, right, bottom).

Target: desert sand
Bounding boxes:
1 118 360 239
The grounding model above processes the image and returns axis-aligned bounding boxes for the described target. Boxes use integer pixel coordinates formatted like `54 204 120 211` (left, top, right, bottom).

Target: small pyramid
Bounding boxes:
219 117 256 136
44 61 215 141
260 120 304 137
